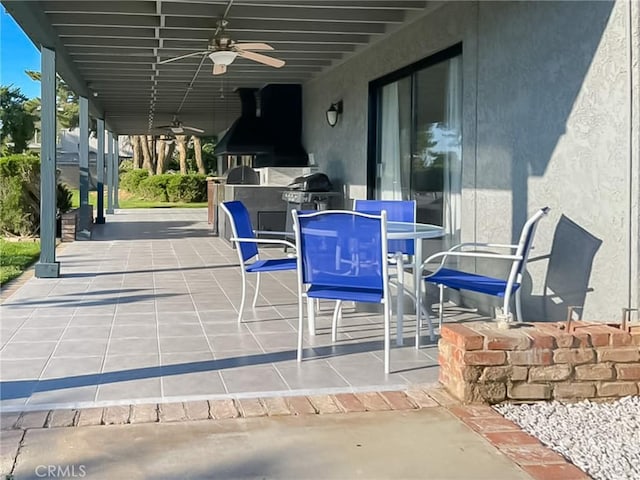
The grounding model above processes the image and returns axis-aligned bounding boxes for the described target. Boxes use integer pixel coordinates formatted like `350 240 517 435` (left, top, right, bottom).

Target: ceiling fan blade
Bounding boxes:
183 126 205 134
237 50 285 68
234 42 273 51
154 125 173 129
213 63 227 75
158 51 208 65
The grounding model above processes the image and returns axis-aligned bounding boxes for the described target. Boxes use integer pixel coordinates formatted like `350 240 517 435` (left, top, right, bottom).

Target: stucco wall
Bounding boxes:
302 1 638 321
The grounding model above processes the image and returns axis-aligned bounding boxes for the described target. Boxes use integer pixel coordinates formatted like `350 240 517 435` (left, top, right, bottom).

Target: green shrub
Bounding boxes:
166 174 207 202
0 154 40 236
57 184 73 214
137 175 169 201
120 169 150 193
119 159 134 173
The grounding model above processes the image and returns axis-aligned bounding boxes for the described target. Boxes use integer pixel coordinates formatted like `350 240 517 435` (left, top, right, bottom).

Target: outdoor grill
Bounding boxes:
282 173 341 232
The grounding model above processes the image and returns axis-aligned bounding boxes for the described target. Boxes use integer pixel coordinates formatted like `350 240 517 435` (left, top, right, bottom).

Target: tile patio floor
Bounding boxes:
0 208 483 412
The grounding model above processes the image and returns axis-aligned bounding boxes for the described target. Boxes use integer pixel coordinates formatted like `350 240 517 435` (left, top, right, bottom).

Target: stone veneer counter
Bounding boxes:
438 321 640 404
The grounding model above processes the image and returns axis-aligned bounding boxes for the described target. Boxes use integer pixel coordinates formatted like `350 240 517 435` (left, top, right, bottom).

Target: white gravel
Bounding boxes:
494 396 640 480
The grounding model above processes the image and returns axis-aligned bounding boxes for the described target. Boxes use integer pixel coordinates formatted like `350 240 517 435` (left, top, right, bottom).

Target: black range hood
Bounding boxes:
213 88 272 156
214 85 308 167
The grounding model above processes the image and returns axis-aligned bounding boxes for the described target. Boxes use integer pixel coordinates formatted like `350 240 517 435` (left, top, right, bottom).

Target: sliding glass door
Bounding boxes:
371 44 462 245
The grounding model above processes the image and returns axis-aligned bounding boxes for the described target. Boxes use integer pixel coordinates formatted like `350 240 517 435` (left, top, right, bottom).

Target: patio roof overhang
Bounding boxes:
3 0 432 136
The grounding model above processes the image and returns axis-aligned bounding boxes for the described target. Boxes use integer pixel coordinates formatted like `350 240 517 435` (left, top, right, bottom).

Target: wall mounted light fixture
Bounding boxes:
326 100 343 127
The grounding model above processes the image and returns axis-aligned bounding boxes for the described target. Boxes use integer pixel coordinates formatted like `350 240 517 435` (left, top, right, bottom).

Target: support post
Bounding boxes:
77 96 91 239
106 131 114 214
35 47 60 278
95 119 105 224
113 135 120 209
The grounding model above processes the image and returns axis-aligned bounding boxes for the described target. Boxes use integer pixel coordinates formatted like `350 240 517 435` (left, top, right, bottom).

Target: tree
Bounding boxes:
175 135 188 174
155 136 176 175
130 135 142 169
0 86 36 154
192 136 205 174
25 71 79 130
140 134 154 173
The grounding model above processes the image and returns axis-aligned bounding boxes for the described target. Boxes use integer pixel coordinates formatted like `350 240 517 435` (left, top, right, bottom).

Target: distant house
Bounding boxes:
28 127 132 164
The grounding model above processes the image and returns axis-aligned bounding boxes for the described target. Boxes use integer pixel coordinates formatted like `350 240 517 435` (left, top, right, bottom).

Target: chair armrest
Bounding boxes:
447 242 520 252
253 229 292 237
421 250 522 275
230 237 297 251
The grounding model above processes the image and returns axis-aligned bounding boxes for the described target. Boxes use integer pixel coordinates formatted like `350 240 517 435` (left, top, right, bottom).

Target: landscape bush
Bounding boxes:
166 174 207 202
120 170 207 203
57 183 73 214
120 169 150 193
0 154 40 236
137 175 170 201
119 159 134 173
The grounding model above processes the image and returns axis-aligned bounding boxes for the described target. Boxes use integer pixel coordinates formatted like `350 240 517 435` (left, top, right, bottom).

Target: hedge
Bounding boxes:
137 175 170 201
120 170 207 203
166 174 207 202
0 154 40 236
121 169 150 193
0 154 74 236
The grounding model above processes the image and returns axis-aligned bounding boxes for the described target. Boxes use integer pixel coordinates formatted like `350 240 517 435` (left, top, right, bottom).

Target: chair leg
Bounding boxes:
422 282 435 343
439 284 444 331
384 300 391 374
297 294 304 362
331 301 342 342
252 272 261 308
238 269 247 323
419 303 435 347
515 289 523 322
307 297 316 336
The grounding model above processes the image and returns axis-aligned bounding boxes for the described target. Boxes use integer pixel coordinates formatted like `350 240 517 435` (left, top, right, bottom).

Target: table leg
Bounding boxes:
395 252 404 346
415 240 422 348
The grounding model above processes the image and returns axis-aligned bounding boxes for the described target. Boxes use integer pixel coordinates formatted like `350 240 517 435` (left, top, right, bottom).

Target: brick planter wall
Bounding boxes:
439 321 640 404
60 210 79 242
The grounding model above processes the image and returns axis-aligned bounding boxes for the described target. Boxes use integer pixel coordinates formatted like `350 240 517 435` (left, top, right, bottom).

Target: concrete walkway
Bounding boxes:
5 408 534 480
2 385 589 480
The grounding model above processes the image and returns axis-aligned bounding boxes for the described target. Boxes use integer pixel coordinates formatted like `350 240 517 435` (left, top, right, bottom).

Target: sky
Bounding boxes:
1 5 41 99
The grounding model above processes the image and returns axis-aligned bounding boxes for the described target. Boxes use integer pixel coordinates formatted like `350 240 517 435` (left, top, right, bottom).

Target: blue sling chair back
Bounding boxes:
347 200 430 341
422 207 550 328
292 209 394 374
220 201 297 323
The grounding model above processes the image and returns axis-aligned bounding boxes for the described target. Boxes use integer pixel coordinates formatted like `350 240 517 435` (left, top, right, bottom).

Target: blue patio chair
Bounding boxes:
422 207 550 328
292 209 394 373
220 201 297 323
354 200 417 259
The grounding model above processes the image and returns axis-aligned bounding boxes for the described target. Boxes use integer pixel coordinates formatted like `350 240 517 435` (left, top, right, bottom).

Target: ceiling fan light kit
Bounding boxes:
209 50 238 66
155 116 205 135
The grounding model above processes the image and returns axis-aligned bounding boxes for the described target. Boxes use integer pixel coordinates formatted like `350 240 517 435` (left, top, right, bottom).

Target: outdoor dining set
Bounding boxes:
221 200 550 374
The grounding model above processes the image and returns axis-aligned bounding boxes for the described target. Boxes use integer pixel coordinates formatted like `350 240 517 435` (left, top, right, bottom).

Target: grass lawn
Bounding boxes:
70 190 207 209
0 239 40 285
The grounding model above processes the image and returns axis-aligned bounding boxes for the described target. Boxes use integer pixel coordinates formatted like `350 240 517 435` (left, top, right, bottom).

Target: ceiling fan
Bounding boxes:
155 116 204 135
158 18 285 75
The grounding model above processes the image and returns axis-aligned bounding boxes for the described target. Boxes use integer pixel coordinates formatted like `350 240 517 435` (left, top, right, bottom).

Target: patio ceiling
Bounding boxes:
4 0 431 135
